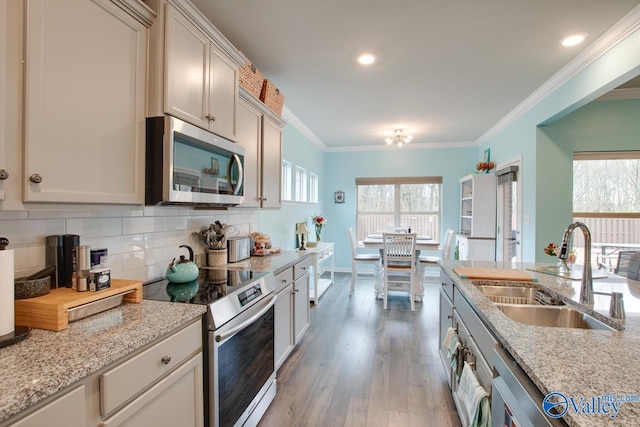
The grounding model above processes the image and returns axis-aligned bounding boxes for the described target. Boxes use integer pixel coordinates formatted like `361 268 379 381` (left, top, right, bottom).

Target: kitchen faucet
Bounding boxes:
559 222 593 305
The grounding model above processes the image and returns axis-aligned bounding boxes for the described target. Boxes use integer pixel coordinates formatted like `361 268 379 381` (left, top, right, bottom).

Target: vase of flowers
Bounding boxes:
311 214 327 242
544 242 571 273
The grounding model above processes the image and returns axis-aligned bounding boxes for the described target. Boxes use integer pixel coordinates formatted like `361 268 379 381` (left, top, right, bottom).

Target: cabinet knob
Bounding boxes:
161 355 172 365
0 169 8 180
29 174 42 184
205 114 216 122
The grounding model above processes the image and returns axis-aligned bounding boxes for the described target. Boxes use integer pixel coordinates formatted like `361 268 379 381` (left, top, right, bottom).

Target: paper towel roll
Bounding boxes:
0 249 14 336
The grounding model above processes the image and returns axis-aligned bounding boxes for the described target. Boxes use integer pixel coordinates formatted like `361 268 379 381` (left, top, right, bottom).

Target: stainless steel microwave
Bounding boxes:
146 116 244 207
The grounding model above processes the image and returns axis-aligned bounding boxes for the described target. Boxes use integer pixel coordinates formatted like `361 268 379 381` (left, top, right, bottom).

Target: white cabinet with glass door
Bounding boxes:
456 174 496 261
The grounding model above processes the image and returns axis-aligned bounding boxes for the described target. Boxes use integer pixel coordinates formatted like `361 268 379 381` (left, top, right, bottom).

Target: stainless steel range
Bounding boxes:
143 269 277 427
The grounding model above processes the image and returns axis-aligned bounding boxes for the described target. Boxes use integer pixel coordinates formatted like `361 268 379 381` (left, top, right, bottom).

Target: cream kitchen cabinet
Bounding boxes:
273 257 311 371
91 319 204 427
0 0 22 209
21 0 151 205
147 0 245 142
3 319 203 427
237 89 285 208
7 386 85 427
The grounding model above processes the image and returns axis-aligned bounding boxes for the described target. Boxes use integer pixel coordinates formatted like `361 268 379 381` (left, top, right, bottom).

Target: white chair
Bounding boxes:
382 232 417 311
418 228 456 268
347 227 381 296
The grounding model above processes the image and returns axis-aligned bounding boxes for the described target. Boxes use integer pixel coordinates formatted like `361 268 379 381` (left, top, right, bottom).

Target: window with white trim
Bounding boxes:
309 173 319 204
295 166 308 202
281 160 292 201
355 177 442 242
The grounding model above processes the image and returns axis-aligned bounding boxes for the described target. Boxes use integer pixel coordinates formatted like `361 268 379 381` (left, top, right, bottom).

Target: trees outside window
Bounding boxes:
356 177 442 242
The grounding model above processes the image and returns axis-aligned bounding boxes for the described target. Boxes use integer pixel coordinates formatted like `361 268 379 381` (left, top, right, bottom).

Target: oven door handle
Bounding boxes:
215 294 277 343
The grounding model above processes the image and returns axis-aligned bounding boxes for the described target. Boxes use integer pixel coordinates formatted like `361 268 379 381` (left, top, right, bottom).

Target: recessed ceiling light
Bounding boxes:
560 32 588 47
358 53 375 65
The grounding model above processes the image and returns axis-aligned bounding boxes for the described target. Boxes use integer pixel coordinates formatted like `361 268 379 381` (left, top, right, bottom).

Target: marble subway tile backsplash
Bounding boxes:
0 207 257 282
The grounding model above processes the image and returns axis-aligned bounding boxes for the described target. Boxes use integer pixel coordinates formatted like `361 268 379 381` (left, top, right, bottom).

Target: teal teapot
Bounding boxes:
166 245 199 284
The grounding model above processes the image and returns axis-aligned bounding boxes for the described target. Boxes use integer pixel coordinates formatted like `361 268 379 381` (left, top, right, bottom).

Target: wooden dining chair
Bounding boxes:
347 227 381 296
382 232 417 311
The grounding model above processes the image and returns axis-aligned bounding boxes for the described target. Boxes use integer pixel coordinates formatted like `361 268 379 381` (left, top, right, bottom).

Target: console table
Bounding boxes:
304 242 335 304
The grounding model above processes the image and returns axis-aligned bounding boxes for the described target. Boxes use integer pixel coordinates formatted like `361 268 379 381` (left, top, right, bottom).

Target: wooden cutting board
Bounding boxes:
453 267 537 281
15 279 142 331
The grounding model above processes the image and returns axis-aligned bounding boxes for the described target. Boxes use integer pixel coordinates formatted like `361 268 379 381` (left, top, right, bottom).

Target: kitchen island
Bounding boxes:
0 300 206 425
441 260 640 427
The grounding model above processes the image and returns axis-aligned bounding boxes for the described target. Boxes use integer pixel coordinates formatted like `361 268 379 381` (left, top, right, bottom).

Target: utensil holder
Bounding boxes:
208 248 228 267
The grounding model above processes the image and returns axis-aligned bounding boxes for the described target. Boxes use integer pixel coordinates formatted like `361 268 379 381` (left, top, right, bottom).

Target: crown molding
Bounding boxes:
596 87 640 101
281 106 328 151
476 4 640 146
326 140 476 153
112 0 155 26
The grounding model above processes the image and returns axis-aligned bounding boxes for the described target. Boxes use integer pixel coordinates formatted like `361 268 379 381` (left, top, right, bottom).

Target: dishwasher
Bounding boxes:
492 348 567 427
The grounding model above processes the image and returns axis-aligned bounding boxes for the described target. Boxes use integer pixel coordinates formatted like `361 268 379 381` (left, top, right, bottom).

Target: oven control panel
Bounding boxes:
238 284 263 307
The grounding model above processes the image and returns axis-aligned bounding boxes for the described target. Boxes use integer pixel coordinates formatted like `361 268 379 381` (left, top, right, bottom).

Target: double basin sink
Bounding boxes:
475 283 616 331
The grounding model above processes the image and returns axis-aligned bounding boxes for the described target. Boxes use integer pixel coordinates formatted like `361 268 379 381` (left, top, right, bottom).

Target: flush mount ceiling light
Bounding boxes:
560 32 588 47
358 53 375 65
385 129 413 147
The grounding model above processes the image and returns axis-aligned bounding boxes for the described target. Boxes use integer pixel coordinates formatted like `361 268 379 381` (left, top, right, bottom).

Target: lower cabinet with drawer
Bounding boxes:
2 319 203 427
96 320 204 426
273 257 311 371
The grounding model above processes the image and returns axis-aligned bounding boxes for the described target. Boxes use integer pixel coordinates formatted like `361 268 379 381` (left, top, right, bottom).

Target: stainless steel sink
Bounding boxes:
476 285 564 306
495 304 615 331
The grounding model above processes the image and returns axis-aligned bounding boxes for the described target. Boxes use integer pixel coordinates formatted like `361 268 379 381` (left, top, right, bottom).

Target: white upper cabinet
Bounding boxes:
236 89 285 208
22 0 151 204
157 1 242 141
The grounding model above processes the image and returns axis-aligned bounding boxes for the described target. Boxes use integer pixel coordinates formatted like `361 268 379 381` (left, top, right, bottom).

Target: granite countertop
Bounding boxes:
210 249 309 275
0 300 206 424
441 260 640 427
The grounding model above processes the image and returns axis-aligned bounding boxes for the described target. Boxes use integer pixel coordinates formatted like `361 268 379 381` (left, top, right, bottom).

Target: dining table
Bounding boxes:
361 234 440 301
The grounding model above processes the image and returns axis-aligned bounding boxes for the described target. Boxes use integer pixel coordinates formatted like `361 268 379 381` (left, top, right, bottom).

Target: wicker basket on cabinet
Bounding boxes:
260 79 285 116
238 57 265 99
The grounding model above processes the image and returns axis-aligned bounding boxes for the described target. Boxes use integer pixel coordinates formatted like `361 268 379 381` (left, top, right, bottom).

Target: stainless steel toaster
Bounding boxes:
227 236 251 263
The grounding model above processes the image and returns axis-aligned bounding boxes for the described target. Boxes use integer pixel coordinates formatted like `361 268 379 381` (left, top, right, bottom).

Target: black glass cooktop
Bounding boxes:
143 269 269 305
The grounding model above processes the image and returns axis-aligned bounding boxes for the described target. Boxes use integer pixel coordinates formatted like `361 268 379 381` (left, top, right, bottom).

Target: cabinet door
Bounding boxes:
11 386 85 427
236 98 262 208
209 45 238 141
274 283 294 371
23 0 145 204
261 116 282 208
294 273 310 344
100 354 203 427
0 0 22 208
439 290 453 389
165 5 209 129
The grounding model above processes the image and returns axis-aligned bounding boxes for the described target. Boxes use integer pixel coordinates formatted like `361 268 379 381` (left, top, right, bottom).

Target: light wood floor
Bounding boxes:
258 272 462 427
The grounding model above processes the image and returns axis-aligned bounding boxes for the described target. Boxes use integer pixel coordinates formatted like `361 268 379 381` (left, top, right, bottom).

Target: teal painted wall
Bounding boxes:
480 26 640 261
323 147 478 269
256 123 326 249
536 98 640 252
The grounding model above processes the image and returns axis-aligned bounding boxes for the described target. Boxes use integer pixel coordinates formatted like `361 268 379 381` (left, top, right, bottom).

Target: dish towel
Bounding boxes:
443 326 456 349
447 333 464 382
455 362 492 427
